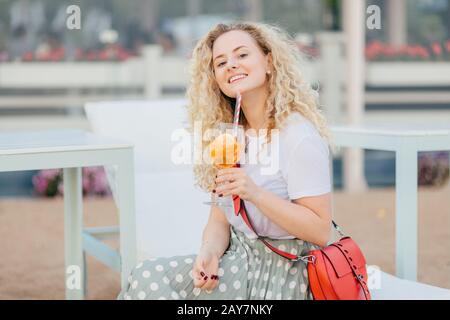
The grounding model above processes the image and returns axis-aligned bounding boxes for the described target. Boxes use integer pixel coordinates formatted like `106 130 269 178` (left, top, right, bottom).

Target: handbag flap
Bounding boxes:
321 237 367 278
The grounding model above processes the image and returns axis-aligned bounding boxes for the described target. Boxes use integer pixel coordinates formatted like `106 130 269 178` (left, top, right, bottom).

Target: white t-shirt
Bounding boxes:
222 112 332 239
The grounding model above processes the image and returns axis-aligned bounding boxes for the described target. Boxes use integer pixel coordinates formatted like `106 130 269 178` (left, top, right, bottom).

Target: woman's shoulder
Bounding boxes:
277 113 330 174
279 112 321 143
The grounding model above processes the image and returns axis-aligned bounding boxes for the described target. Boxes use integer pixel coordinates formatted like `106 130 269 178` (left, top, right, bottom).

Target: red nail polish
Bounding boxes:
204 276 208 280
218 194 223 197
200 271 205 277
212 190 216 193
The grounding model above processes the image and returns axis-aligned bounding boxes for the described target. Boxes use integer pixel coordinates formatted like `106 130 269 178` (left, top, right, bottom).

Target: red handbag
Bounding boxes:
232 195 371 300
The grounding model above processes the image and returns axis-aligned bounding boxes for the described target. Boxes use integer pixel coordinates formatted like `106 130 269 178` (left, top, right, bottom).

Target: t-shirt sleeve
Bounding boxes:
285 134 332 200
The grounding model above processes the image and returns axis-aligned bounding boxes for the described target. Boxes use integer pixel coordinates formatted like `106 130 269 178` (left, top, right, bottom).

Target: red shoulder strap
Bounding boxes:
231 188 370 299
233 195 300 261
231 162 315 262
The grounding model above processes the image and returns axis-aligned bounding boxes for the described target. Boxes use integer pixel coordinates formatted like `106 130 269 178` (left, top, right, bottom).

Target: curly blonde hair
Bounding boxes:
186 22 331 192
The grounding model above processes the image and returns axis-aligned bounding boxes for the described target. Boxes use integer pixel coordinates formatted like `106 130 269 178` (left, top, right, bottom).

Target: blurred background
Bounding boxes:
0 0 449 299
1 0 449 194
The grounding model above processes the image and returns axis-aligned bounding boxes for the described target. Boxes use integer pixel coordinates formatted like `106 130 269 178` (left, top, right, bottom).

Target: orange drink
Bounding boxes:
209 133 242 169
203 122 244 207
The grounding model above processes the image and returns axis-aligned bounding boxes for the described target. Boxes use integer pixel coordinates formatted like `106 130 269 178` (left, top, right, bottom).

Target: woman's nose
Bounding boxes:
226 58 238 70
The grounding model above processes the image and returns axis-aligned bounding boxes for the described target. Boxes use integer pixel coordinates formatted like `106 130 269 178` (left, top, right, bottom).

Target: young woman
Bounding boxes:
118 22 333 300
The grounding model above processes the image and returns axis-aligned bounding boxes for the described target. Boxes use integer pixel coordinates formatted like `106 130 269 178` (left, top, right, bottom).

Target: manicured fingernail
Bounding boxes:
204 276 208 280
212 189 216 193
218 194 223 197
200 271 205 277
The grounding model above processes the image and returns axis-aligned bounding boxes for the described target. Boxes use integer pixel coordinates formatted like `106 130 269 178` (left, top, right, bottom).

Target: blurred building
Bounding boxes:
0 0 449 60
0 0 449 195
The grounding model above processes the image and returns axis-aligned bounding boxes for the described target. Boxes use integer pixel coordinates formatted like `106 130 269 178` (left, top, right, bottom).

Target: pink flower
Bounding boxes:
86 51 98 61
406 45 418 58
382 44 397 57
397 45 408 55
82 174 91 192
370 41 384 51
81 167 111 196
41 169 61 180
75 48 84 60
33 167 110 197
32 175 48 195
365 41 385 60
32 169 62 196
58 183 64 195
92 171 110 195
22 51 33 61
417 46 430 59
431 42 442 56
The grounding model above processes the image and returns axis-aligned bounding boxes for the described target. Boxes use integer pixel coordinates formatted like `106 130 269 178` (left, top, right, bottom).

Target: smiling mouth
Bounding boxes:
228 74 248 84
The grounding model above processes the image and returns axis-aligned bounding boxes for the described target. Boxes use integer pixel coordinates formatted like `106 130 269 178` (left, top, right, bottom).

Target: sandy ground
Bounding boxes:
0 183 449 300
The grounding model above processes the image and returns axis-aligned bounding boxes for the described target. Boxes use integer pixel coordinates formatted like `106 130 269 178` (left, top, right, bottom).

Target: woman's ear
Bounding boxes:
265 52 273 73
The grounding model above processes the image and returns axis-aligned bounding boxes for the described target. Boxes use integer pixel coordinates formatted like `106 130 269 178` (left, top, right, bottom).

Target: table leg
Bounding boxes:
63 167 84 299
395 147 418 281
117 152 137 292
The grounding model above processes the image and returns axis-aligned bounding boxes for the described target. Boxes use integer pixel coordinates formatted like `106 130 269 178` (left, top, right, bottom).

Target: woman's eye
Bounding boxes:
239 53 248 58
217 61 225 67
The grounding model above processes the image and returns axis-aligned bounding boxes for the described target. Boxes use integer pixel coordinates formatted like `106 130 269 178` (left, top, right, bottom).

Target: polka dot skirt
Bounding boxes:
117 226 320 300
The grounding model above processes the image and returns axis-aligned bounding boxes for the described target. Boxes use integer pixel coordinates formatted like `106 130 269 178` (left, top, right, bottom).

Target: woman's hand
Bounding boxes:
192 244 220 291
215 167 261 203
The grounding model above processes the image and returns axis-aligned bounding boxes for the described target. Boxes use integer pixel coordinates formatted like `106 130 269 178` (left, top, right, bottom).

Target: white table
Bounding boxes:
0 129 136 299
331 124 450 281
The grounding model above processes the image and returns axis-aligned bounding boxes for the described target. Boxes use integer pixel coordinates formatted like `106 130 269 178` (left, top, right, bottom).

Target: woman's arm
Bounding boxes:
253 189 332 247
192 205 230 290
200 205 231 258
216 169 332 246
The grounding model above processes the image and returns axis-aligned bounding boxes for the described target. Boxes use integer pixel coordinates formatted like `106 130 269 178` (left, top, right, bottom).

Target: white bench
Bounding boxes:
84 99 450 300
84 99 209 263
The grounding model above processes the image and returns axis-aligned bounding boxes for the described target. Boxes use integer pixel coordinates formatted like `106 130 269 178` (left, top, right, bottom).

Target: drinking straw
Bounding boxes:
233 91 241 135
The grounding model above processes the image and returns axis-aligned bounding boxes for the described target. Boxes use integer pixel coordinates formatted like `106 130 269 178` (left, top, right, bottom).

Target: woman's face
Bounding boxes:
212 30 270 98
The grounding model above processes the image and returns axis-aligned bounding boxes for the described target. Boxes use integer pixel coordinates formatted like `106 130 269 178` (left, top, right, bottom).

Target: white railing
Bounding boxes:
331 123 450 282
0 47 188 99
1 32 450 132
